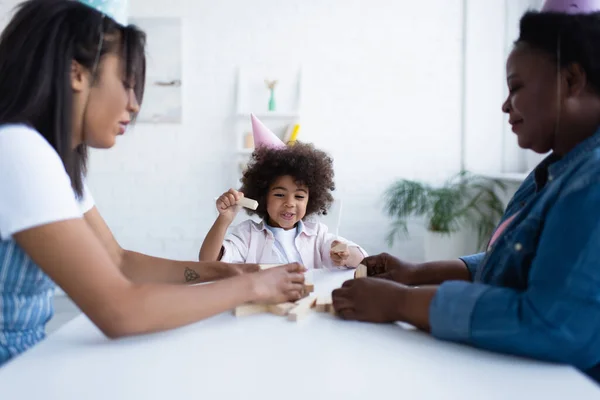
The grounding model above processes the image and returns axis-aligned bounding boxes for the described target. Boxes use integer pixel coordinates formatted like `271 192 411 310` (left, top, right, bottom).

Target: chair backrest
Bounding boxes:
306 198 343 236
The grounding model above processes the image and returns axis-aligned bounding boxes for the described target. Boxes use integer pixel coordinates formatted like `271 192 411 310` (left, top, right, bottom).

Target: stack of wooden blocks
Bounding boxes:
233 291 336 321
233 264 334 321
233 262 368 322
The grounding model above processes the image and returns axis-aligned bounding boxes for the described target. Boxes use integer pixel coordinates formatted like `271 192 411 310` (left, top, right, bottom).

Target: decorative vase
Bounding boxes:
268 88 276 111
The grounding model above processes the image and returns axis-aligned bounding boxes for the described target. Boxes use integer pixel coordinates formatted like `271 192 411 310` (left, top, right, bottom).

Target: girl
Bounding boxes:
199 131 367 269
0 0 304 366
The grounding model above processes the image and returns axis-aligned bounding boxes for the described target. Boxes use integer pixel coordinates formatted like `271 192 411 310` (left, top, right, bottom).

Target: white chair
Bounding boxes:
306 198 343 236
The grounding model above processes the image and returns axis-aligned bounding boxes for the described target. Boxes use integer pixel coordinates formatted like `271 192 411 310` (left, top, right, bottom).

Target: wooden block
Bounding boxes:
303 283 314 293
354 263 368 278
267 302 296 316
295 293 317 305
304 270 314 285
331 242 349 253
233 303 268 317
288 295 317 321
237 197 258 210
259 264 282 270
329 303 337 316
315 294 332 312
288 307 314 322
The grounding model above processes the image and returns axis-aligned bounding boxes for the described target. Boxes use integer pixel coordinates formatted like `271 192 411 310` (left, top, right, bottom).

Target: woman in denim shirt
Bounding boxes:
333 2 600 381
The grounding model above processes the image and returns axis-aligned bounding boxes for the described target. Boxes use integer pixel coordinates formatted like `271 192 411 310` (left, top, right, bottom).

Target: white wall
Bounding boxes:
463 0 544 176
85 0 468 262
0 1 18 29
0 0 535 262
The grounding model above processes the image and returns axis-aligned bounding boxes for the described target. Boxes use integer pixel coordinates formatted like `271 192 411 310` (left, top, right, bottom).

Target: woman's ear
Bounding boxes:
565 62 587 97
71 60 88 92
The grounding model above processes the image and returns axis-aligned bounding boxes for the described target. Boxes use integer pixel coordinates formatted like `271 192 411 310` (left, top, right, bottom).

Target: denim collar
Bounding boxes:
534 125 600 191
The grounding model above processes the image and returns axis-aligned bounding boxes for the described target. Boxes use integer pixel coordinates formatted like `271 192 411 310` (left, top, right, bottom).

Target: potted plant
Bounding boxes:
383 171 507 260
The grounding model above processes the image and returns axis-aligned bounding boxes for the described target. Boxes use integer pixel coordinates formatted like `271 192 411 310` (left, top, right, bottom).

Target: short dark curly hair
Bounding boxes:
517 11 600 93
239 141 335 220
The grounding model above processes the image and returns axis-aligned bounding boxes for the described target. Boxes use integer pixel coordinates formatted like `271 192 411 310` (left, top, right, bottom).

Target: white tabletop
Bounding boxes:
0 269 598 400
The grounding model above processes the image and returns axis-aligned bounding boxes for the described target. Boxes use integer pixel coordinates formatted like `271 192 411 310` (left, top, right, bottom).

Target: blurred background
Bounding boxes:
0 1 547 330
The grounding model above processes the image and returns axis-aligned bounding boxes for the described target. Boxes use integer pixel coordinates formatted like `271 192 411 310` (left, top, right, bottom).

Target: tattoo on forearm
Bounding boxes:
184 267 200 282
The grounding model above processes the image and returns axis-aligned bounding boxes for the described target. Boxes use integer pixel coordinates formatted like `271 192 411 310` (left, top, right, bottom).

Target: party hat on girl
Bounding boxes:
250 114 286 149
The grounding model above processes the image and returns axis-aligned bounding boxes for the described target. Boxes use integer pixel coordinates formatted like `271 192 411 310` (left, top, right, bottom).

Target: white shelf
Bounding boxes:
232 66 303 188
236 112 300 120
234 66 303 117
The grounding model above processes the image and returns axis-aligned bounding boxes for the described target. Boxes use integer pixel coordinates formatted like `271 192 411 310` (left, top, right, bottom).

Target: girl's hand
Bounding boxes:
330 240 350 266
216 188 243 221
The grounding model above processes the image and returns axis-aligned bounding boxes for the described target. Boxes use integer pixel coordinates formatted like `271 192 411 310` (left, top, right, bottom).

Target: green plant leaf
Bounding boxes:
382 171 508 250
385 219 409 247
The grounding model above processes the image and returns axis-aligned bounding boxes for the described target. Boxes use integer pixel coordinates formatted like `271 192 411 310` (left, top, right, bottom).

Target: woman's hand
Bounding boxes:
332 277 407 322
249 262 307 304
361 253 418 284
332 277 437 331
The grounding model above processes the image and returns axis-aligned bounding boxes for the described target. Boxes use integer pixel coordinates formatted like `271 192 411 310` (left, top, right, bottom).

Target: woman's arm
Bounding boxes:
15 218 304 339
84 206 248 283
409 259 472 285
334 184 600 370
359 253 471 285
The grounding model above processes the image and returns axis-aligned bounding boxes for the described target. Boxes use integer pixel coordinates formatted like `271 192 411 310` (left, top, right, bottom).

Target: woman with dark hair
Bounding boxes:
332 0 600 381
0 0 304 366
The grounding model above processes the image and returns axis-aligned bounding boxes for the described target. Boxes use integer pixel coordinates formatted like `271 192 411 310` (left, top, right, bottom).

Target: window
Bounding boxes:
463 0 544 181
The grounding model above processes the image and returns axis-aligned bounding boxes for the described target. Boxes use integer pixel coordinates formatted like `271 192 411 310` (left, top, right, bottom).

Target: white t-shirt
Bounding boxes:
0 124 95 240
268 225 303 264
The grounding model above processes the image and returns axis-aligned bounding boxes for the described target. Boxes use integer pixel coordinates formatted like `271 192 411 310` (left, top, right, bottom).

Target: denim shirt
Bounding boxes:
429 127 600 378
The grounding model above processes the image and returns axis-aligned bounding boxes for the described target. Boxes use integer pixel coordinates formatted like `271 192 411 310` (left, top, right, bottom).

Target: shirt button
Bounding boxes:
514 243 523 251
548 175 554 181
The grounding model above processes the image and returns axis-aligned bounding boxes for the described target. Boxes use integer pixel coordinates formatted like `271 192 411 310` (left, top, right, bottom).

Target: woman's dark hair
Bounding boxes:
517 10 600 93
0 0 146 197
239 142 336 220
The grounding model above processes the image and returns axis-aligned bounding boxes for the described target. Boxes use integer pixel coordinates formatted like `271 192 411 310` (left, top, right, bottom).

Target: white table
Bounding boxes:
0 270 598 400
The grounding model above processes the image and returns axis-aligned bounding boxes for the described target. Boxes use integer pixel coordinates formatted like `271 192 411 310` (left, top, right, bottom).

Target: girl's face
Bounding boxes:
72 53 140 149
266 175 309 230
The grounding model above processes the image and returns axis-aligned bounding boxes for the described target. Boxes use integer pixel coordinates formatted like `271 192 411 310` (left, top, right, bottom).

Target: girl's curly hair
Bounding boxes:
239 142 335 220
